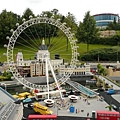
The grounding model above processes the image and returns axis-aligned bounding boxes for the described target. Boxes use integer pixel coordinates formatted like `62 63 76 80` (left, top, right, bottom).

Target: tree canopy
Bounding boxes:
0 9 19 44
76 11 99 51
0 8 79 46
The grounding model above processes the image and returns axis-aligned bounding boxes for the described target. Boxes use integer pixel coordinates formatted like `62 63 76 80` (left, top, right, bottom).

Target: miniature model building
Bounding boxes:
16 39 90 77
16 39 63 77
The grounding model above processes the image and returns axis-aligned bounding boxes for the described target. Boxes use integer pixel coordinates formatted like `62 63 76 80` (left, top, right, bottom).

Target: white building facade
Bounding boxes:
16 39 63 77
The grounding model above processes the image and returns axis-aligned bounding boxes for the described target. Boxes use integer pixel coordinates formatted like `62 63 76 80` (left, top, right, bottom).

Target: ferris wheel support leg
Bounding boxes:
46 58 49 99
47 59 63 99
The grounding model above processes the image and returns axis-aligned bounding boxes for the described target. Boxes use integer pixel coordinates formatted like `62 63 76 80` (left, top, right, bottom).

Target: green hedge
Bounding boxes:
90 35 120 46
81 48 120 61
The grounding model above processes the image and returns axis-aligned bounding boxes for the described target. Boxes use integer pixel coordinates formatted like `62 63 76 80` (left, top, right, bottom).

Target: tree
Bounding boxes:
99 67 107 76
40 10 58 45
2 69 7 77
96 77 101 88
65 12 78 33
61 12 78 50
97 63 107 76
76 22 85 43
106 17 120 30
105 105 112 111
97 63 102 74
14 8 35 45
76 11 99 51
0 9 19 44
22 8 35 21
102 80 106 90
51 8 58 15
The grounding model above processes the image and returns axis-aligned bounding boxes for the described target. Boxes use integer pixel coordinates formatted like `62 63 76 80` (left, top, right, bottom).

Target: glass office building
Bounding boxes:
93 13 119 28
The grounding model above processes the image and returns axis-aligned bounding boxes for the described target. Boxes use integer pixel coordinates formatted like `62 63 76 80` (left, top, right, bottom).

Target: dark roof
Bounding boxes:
92 13 119 17
39 44 48 50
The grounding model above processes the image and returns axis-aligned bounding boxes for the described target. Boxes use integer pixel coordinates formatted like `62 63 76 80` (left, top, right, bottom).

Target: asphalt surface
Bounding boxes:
23 107 94 120
22 96 96 120
23 108 96 120
22 90 120 120
98 91 120 111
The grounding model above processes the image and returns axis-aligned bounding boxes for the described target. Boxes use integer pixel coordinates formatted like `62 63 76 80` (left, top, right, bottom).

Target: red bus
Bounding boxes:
97 110 120 120
28 114 57 120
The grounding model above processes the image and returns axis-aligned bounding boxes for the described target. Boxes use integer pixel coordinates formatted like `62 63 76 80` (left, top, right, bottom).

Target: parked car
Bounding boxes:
23 98 32 103
107 89 114 95
111 104 118 111
28 103 33 109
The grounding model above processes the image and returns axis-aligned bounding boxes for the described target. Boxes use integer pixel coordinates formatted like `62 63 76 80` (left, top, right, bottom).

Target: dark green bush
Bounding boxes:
81 48 120 61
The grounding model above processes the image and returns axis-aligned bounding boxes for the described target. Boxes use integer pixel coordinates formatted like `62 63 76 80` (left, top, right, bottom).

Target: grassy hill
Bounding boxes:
0 37 112 63
77 43 112 55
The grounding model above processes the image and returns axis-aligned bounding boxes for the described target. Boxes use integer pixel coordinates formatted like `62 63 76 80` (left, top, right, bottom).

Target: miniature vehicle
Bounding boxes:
28 114 57 120
23 98 32 103
107 89 114 95
18 92 31 100
97 110 120 120
111 104 117 111
97 88 104 92
28 103 33 109
13 95 19 99
33 102 53 115
35 89 66 100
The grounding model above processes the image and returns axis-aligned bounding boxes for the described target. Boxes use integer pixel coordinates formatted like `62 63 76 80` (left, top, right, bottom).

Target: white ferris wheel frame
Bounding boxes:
7 16 78 90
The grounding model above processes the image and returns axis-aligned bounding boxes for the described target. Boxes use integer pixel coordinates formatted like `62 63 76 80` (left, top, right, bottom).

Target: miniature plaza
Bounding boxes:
23 93 116 118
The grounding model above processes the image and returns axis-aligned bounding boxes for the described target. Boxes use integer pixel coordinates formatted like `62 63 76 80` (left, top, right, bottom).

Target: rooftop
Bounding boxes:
39 39 48 50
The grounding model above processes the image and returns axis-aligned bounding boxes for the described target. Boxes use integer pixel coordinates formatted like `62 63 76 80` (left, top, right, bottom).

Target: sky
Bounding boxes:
0 0 120 23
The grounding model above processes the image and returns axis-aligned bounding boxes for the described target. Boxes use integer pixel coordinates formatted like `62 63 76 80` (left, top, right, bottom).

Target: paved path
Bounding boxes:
97 75 120 90
23 95 110 118
50 97 110 118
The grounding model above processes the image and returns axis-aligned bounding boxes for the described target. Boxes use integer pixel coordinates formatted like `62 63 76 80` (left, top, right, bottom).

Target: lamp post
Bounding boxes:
4 84 6 91
1 83 7 91
57 105 58 115
98 51 99 62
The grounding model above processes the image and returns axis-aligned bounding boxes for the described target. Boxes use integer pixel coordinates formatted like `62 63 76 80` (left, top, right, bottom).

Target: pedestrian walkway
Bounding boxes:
66 80 97 97
112 94 120 102
37 95 110 118
97 75 120 90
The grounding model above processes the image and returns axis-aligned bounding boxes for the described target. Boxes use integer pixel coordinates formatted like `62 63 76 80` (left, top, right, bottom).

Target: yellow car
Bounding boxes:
33 102 53 115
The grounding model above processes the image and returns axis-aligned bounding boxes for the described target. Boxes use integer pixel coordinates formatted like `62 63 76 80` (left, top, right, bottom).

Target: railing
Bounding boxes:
66 80 97 97
0 87 17 102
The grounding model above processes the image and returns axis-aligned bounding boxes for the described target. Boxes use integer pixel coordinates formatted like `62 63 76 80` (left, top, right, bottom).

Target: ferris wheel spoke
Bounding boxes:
47 27 58 49
7 16 78 92
17 35 38 50
33 25 41 41
50 43 70 53
49 35 65 51
15 41 37 52
22 30 39 48
28 27 39 45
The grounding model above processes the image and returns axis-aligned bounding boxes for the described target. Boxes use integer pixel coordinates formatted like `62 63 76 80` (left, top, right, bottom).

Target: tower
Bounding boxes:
37 39 50 61
16 52 24 66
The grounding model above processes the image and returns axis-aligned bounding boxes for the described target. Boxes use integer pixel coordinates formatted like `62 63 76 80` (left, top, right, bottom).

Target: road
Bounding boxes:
99 91 120 111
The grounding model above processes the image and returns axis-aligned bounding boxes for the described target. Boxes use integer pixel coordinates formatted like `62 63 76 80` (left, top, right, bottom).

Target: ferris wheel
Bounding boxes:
6 15 79 93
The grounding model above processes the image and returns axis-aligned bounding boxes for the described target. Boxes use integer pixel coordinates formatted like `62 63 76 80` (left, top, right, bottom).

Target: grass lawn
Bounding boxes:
77 43 112 55
0 37 112 63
